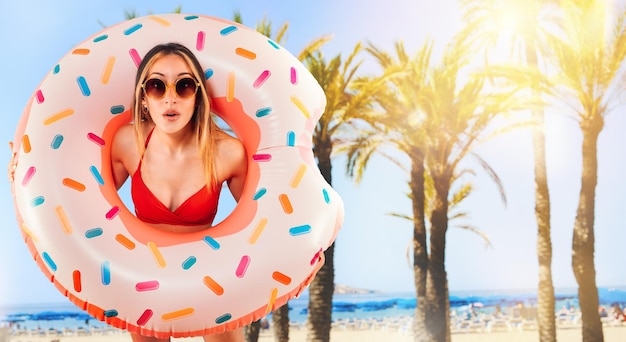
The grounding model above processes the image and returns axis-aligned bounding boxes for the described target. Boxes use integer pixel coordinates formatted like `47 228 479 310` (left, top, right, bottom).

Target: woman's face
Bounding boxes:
142 54 198 134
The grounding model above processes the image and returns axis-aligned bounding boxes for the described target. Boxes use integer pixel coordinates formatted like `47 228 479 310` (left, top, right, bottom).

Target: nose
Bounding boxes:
164 84 177 102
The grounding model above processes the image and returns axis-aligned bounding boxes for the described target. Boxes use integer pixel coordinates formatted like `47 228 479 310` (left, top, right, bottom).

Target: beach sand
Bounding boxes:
5 325 626 342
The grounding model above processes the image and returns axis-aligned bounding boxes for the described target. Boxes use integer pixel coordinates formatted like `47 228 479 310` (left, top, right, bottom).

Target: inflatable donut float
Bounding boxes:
11 14 343 338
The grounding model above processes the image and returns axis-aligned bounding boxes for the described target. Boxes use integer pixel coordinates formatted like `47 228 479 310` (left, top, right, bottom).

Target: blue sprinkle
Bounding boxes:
85 228 103 239
322 189 330 204
286 131 295 146
103 310 118 317
110 105 125 115
90 166 104 186
220 26 237 35
182 256 197 270
42 252 57 272
123 23 142 36
289 225 312 236
50 135 64 149
205 69 214 79
31 196 45 207
77 76 91 96
53 65 60 74
215 313 232 324
184 15 199 20
253 188 267 200
93 34 108 43
255 108 272 118
267 39 280 49
203 236 220 250
101 261 111 285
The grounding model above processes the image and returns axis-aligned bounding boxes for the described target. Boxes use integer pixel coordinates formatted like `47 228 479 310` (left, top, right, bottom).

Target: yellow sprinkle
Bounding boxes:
161 308 194 321
248 218 268 245
290 96 310 118
22 135 31 153
147 241 166 268
101 56 115 84
149 16 171 26
290 164 307 188
55 206 73 235
235 47 256 60
227 72 235 102
265 288 278 314
20 223 39 243
44 109 74 125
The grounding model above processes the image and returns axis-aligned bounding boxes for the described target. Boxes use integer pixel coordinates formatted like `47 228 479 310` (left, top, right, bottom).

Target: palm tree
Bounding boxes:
546 1 626 340
459 1 560 340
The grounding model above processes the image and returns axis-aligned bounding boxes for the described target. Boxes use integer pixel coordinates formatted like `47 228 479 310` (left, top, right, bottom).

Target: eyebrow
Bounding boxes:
148 72 193 78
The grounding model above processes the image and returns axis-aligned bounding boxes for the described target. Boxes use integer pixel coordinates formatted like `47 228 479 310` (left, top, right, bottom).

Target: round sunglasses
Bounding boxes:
142 77 200 99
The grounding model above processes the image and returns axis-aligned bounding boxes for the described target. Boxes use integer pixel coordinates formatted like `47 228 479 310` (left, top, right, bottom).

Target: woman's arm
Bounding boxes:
219 137 247 202
111 125 134 190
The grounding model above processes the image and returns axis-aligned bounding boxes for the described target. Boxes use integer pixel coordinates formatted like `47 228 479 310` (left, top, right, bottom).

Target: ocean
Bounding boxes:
1 287 625 331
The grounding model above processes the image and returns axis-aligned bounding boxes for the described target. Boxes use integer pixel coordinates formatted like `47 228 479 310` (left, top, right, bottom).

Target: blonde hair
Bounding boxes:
131 43 223 190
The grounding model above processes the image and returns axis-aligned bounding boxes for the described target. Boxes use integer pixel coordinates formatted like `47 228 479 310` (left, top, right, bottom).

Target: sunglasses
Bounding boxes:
142 77 200 99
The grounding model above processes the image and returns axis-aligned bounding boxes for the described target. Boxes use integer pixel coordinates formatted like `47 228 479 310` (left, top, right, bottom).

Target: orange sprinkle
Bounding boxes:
290 164 307 188
235 47 256 60
22 135 31 153
290 96 310 118
265 288 278 314
148 241 166 268
20 223 39 243
203 276 224 296
72 48 90 55
227 72 235 102
62 178 86 192
161 308 194 321
149 16 171 26
272 271 292 285
248 218 268 245
73 270 82 292
44 109 74 125
278 194 293 214
115 234 136 250
55 205 73 234
101 56 115 84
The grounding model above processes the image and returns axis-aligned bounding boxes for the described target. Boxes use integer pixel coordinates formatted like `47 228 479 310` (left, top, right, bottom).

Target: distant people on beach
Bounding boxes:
610 303 626 322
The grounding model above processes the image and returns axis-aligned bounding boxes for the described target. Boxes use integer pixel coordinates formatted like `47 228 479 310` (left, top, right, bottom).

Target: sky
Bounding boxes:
1 0 625 307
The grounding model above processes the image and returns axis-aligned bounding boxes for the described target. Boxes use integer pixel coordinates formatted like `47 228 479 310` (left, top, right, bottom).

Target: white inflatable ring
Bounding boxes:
11 14 343 338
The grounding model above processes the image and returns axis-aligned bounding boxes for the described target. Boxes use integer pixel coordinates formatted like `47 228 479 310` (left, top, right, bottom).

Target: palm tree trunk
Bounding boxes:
572 115 604 342
244 320 261 342
272 304 290 342
410 151 429 341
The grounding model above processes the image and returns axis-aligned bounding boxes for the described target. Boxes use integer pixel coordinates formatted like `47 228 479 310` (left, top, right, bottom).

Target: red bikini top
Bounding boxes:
131 129 219 226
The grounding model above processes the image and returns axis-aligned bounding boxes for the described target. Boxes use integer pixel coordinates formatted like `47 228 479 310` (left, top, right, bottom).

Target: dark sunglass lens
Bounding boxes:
145 79 166 98
176 78 197 98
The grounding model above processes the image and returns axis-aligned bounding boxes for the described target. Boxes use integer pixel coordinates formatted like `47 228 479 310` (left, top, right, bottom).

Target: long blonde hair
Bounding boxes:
131 43 222 190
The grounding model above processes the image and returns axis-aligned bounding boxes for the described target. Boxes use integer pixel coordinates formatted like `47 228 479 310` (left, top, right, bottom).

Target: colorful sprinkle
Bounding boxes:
115 234 136 250
129 48 141 68
55 206 73 234
105 206 120 220
203 236 220 250
77 76 91 96
147 241 166 268
227 72 235 102
235 47 256 60
101 261 111 285
136 309 153 326
272 271 292 285
286 131 295 146
205 69 214 79
290 67 297 85
290 164 307 188
73 270 82 292
248 218 268 245
289 224 312 236
278 194 293 214
103 310 118 318
265 288 278 314
220 26 237 35
203 276 224 296
235 255 251 278
50 134 63 149
110 105 125 114
255 107 272 118
31 196 44 207
90 166 104 186
253 70 270 88
53 64 60 74
322 189 331 204
196 31 206 51
44 109 74 125
149 16 170 26
253 188 267 200
22 166 36 186
72 48 90 55
87 132 105 146
184 15 199 20
182 256 197 270
215 313 232 324
252 154 271 162
291 96 310 118
123 23 142 35
42 252 57 272
310 249 323 266
267 39 280 49
162 308 194 321
101 56 115 84
63 178 86 192
85 228 103 239
136 280 160 292
93 34 108 43
22 135 31 153
20 223 39 243
35 90 44 104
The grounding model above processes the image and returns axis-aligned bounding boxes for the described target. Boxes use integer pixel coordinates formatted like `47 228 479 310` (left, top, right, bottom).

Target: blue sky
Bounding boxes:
1 0 625 306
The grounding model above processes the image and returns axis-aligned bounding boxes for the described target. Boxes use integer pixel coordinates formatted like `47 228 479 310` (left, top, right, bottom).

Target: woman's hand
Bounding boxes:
7 142 17 183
